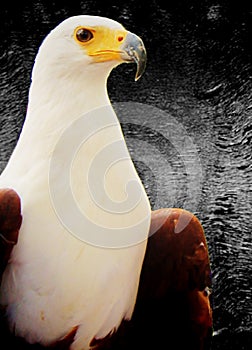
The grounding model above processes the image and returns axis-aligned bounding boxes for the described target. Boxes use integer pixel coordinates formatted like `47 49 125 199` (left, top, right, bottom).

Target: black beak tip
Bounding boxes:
135 57 147 81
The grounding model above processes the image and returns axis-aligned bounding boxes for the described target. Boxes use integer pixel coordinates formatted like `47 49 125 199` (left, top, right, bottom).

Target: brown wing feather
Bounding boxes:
132 208 213 350
0 188 22 280
139 208 211 297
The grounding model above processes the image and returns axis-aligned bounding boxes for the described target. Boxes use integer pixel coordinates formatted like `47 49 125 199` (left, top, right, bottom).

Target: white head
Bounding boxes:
32 15 146 84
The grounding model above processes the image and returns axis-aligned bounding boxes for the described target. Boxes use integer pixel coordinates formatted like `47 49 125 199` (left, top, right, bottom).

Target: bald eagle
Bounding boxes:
0 16 212 350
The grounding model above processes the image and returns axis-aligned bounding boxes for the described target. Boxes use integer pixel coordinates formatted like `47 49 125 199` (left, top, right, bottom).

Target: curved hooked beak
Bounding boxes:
120 32 147 81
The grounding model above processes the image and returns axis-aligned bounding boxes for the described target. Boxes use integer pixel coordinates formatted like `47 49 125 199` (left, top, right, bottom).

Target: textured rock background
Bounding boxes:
0 1 251 349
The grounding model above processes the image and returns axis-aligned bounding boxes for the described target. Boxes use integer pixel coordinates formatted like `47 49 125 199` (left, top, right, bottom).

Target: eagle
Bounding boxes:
0 15 212 350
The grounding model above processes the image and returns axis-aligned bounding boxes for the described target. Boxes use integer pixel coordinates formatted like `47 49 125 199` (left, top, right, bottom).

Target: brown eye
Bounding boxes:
76 28 93 42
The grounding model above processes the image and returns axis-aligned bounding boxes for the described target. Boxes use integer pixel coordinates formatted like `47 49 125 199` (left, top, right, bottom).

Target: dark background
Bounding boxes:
0 0 251 349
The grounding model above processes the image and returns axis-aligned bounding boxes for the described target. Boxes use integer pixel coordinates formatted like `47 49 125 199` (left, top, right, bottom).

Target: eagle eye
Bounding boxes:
76 28 93 43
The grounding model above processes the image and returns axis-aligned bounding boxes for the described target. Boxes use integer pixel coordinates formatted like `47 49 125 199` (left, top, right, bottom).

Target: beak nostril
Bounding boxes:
118 36 124 42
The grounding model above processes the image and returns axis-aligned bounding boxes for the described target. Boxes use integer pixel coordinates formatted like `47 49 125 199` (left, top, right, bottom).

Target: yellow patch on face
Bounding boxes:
73 25 128 62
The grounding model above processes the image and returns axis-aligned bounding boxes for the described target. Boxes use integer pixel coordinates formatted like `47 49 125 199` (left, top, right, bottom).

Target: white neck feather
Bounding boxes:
2 57 113 178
